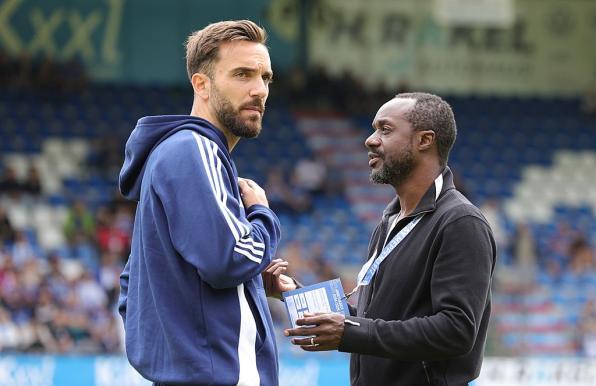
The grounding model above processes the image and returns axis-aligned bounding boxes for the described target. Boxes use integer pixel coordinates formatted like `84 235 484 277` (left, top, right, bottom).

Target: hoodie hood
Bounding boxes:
119 115 228 201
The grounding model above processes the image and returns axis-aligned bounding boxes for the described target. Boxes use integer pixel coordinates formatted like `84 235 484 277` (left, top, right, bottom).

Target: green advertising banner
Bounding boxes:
302 0 596 95
2 0 594 94
0 0 297 84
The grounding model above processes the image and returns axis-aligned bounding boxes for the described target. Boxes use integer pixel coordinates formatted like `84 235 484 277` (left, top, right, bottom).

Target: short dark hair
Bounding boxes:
395 92 457 167
185 20 267 80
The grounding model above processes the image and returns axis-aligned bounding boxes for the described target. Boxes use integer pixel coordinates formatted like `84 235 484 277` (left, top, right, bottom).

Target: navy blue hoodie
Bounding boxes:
118 115 281 386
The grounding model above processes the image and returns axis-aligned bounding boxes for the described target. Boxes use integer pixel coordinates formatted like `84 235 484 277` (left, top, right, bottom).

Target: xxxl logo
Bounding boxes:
0 0 123 64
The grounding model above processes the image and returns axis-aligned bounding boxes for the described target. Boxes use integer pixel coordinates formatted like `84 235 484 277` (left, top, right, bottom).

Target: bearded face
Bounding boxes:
370 140 416 186
210 82 265 139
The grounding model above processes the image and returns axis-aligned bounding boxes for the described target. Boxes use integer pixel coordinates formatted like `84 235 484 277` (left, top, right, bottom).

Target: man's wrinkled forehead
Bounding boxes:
373 98 416 125
216 41 271 72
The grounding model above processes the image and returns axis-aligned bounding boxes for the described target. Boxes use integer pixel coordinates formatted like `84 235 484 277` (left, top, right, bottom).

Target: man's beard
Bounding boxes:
211 84 263 138
370 144 416 186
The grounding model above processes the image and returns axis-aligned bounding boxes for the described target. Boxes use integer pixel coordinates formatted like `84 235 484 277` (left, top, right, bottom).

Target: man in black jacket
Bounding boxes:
285 92 496 385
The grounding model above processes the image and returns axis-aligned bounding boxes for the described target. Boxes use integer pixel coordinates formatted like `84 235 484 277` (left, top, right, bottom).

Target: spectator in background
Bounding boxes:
89 309 121 353
512 223 538 272
61 201 98 270
14 52 34 90
0 166 23 199
21 166 42 197
546 221 582 271
10 231 40 268
112 199 134 237
98 251 123 306
53 285 92 353
0 258 37 350
292 157 328 196
76 271 108 312
264 167 294 214
579 300 596 357
309 243 338 283
63 200 95 243
95 207 129 255
0 305 20 351
451 168 472 201
568 236 594 275
33 285 61 352
45 254 70 305
57 57 88 94
265 167 312 214
38 55 59 92
581 86 596 116
14 260 45 352
0 206 15 246
87 136 124 180
480 197 510 263
0 48 10 87
279 241 318 286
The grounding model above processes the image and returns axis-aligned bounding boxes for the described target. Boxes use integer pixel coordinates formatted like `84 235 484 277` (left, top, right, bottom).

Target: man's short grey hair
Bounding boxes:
396 92 457 167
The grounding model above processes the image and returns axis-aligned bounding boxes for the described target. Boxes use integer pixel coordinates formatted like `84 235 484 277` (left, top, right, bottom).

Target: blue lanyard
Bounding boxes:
356 215 423 287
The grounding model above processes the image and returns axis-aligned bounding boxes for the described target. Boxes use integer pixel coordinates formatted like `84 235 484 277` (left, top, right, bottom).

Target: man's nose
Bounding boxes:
365 132 380 148
249 78 268 99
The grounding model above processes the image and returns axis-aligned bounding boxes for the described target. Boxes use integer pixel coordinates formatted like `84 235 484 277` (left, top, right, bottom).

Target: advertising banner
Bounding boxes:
304 0 596 95
0 0 296 84
0 355 595 386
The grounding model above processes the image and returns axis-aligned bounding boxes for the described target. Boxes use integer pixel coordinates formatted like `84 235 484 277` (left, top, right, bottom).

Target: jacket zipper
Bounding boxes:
422 361 432 385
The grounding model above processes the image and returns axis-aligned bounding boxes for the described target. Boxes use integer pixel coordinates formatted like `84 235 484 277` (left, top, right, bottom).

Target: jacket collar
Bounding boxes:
383 166 455 219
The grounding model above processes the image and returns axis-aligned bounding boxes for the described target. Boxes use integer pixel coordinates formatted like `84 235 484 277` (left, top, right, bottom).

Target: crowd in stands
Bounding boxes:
0 156 345 353
0 162 131 353
0 165 42 198
0 48 87 96
274 65 410 116
265 156 339 215
0 53 594 358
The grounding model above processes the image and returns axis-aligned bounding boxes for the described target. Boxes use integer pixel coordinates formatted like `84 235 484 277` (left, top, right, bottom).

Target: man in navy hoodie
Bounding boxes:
118 20 295 386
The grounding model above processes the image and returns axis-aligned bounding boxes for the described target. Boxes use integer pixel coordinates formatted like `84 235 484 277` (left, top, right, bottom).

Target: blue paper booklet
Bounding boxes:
282 278 349 328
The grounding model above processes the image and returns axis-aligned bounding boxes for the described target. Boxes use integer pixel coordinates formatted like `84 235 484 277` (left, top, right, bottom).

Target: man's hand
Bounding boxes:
284 312 345 351
238 178 268 208
263 259 297 300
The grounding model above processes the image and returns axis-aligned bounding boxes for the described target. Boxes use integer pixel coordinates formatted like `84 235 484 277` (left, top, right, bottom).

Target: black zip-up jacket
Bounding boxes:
339 167 496 386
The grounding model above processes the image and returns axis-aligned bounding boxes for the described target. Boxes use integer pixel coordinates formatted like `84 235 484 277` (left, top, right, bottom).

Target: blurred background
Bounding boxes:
0 0 595 385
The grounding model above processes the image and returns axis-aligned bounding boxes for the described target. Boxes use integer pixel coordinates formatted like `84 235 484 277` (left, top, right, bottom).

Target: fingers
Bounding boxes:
238 178 255 194
237 177 269 208
272 267 286 276
284 313 345 337
286 334 337 352
300 343 334 352
284 313 344 352
265 259 288 276
291 334 335 347
238 178 258 190
284 325 318 337
238 178 249 191
292 336 316 346
265 259 288 272
295 313 327 325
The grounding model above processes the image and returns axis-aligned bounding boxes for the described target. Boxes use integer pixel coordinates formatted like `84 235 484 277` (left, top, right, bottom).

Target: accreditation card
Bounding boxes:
282 278 349 328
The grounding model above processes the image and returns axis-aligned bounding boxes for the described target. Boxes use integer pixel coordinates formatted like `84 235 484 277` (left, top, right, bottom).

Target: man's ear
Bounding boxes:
418 130 435 151
191 73 210 101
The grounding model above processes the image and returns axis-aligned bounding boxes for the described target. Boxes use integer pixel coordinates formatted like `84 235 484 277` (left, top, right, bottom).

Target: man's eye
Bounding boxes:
236 72 248 78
